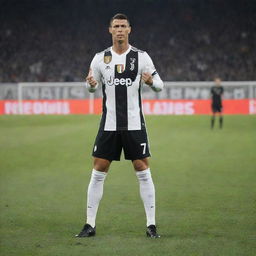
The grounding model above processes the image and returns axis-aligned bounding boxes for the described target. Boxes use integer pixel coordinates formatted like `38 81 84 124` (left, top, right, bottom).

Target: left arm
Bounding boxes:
141 52 164 92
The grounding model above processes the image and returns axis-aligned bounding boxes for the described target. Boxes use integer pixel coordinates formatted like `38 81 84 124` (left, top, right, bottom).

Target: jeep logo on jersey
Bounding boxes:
106 77 132 87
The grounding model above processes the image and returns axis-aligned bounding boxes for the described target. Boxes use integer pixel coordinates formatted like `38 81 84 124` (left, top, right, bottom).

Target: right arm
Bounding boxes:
85 54 102 93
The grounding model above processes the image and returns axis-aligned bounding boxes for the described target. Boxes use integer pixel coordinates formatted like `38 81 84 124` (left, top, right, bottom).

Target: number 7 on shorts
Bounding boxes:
140 143 146 154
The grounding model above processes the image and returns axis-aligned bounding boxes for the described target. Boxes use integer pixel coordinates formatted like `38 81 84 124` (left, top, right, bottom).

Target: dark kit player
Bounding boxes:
76 13 163 238
210 77 224 129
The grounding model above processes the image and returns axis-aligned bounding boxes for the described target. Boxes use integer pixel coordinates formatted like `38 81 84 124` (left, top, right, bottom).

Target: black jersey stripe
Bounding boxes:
115 63 128 130
99 83 107 130
138 79 145 130
115 81 128 130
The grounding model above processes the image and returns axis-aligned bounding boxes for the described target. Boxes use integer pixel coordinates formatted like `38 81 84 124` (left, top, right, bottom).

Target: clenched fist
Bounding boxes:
141 72 153 86
86 69 97 87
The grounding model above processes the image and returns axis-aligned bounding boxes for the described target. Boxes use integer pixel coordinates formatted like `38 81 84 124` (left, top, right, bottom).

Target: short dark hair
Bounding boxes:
109 13 130 27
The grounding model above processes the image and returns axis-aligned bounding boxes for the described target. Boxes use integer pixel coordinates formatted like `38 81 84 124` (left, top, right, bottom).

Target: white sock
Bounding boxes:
86 169 107 228
136 168 156 227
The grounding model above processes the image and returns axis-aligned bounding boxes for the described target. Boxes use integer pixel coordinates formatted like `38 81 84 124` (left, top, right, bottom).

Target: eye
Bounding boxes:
113 24 127 28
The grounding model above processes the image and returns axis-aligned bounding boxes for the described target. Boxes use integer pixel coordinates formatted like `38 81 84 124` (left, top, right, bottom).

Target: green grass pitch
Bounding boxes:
0 115 255 256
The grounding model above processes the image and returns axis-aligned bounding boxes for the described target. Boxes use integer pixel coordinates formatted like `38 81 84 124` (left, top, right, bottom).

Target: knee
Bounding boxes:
93 157 111 173
132 158 149 171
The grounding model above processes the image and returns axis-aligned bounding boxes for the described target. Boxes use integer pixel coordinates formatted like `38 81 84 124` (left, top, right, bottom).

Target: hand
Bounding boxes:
142 72 153 86
86 69 97 87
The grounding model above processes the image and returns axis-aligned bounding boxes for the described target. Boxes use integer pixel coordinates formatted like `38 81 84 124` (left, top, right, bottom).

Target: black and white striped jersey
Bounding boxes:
86 45 164 131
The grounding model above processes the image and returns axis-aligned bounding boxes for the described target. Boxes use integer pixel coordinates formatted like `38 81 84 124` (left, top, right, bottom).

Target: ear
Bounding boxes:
128 26 131 34
109 26 112 34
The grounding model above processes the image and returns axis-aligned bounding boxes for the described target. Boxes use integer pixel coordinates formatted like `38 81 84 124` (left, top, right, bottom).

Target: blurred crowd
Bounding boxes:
0 0 255 82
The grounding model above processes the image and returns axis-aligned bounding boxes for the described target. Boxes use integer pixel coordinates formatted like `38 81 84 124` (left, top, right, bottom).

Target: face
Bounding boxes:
214 78 221 86
109 19 131 44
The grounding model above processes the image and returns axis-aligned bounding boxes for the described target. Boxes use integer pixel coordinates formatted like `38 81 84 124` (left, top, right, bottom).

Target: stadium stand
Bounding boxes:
0 0 255 82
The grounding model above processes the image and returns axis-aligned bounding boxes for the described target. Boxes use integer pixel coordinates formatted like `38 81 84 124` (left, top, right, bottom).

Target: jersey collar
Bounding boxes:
111 45 131 56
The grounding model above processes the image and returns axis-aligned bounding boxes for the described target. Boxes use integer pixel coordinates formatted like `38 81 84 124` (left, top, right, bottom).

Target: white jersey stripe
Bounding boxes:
104 83 116 130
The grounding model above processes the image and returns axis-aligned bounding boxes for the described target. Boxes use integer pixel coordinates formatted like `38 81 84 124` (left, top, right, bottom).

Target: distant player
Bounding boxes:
210 77 224 129
76 13 163 238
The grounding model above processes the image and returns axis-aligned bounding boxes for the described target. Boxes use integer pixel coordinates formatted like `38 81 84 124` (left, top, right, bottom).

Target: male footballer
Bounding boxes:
210 77 224 129
76 13 163 238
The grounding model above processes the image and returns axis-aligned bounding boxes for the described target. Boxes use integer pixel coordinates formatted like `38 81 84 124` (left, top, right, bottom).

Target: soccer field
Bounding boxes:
0 115 255 256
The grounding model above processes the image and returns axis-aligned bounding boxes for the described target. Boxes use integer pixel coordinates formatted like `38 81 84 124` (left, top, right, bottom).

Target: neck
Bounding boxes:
112 41 129 55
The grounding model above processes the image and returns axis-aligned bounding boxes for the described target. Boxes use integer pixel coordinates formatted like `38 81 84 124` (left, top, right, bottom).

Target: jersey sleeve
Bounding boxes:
86 54 102 93
141 52 164 92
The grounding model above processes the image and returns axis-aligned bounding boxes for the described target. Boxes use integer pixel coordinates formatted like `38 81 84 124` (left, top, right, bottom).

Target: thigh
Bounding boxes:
212 104 219 113
122 130 151 161
92 130 122 161
212 101 222 113
215 105 222 113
